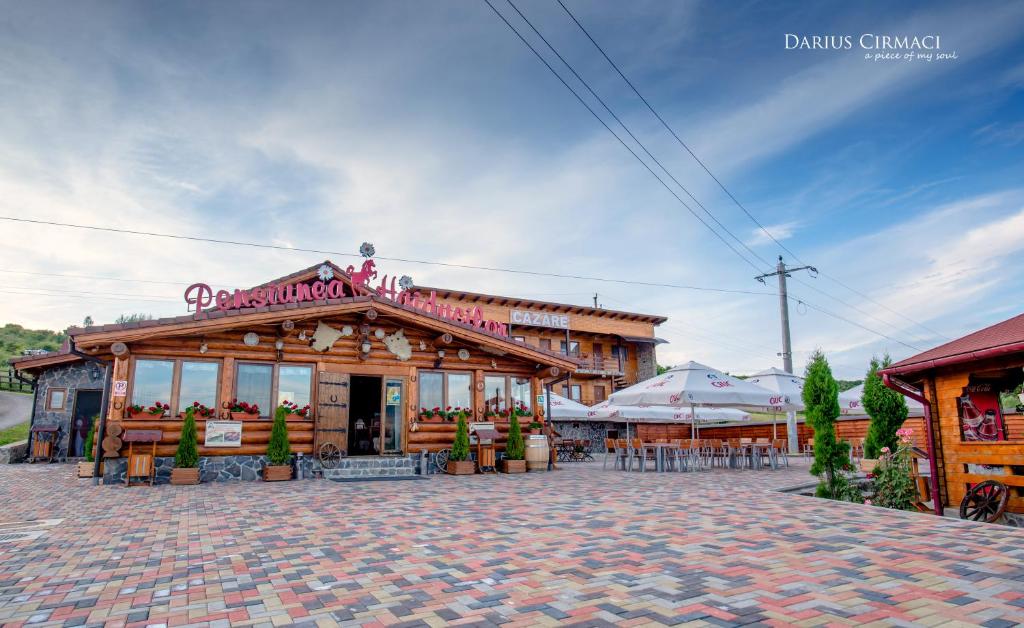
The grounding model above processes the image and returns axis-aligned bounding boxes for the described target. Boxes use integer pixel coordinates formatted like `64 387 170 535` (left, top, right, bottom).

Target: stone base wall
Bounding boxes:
0 440 28 464
101 454 322 485
552 421 619 447
636 344 656 381
31 362 104 458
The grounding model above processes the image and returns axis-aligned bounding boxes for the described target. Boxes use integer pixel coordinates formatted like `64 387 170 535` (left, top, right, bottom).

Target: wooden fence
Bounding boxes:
0 368 32 393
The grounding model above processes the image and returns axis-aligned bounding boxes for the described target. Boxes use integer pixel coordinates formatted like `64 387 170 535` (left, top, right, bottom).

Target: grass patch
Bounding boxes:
0 421 29 446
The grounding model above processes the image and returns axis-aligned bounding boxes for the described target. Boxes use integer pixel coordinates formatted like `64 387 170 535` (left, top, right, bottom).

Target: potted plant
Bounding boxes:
179 401 214 419
128 401 169 419
500 415 526 474
447 413 474 475
418 407 440 422
229 399 261 420
278 400 311 420
263 405 292 481
528 421 543 435
77 416 100 477
170 406 201 485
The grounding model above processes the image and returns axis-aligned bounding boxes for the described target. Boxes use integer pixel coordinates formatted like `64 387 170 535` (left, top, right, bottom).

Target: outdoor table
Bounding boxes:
651 443 676 472
749 443 777 470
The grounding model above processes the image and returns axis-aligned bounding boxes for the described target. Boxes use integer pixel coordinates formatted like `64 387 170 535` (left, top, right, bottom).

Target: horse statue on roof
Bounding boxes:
346 259 378 287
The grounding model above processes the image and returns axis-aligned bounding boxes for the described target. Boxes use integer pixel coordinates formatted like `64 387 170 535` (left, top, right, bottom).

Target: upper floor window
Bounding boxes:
560 340 580 357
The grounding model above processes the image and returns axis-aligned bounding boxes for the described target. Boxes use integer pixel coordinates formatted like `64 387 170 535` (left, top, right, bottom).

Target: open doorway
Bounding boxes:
348 376 382 456
71 390 102 459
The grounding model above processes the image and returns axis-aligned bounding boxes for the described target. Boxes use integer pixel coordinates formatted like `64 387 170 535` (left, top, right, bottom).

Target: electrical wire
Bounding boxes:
0 216 777 296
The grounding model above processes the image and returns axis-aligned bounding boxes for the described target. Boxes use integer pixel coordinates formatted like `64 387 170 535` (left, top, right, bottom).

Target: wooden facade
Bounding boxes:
881 313 1024 516
424 287 666 406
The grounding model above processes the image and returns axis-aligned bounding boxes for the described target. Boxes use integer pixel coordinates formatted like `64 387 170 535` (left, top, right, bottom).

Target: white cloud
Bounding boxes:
747 221 800 247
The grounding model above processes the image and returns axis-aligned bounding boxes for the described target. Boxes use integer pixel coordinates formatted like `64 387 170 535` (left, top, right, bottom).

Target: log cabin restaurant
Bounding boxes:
11 257 666 482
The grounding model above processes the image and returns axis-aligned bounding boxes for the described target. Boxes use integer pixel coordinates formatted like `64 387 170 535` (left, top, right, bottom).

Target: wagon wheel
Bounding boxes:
959 480 1009 523
434 449 450 473
318 443 342 469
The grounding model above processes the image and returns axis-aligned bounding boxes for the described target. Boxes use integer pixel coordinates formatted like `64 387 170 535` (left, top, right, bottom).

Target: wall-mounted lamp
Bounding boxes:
199 341 208 354
437 349 446 359
274 338 285 361
361 341 372 353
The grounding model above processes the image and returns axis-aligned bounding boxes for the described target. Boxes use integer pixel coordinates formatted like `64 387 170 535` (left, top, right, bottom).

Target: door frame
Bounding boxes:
70 389 102 458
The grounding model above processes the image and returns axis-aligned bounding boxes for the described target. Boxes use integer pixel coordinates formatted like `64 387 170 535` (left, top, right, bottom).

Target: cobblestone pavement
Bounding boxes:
1 458 1023 627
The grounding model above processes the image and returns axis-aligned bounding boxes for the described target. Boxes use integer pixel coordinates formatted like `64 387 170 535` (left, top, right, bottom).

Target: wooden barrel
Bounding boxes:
525 435 548 471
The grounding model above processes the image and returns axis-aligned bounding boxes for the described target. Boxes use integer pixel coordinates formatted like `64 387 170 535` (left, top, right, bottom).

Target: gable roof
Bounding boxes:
883 312 1024 376
67 294 580 371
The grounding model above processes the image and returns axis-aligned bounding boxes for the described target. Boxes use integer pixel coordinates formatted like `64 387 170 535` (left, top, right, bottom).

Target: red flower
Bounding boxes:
193 401 200 407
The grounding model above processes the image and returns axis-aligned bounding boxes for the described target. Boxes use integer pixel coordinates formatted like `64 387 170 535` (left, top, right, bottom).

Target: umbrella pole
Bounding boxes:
690 403 695 439
773 411 777 440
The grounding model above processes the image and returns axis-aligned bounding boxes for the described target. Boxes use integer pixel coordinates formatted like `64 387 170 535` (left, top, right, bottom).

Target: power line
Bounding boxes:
503 0 774 271
0 216 777 296
787 293 924 352
478 0 767 273
553 0 946 344
0 268 195 286
0 288 179 303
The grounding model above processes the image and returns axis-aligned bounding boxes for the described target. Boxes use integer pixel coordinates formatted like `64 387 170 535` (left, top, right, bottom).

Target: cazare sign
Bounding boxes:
510 309 570 330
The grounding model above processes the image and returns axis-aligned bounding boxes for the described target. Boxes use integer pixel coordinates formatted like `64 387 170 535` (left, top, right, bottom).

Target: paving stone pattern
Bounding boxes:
1 459 1023 626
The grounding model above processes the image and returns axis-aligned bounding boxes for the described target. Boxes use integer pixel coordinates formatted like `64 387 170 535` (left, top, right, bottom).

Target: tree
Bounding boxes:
450 413 470 462
862 355 908 459
115 313 154 324
82 315 93 327
266 405 292 465
84 416 97 462
505 415 525 461
656 364 672 376
174 407 200 468
803 350 854 500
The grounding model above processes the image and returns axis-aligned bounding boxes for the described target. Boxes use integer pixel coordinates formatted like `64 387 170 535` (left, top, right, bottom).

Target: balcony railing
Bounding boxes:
573 353 625 375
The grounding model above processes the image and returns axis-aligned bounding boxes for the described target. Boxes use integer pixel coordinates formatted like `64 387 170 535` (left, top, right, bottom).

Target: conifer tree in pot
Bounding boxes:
447 413 475 475
500 415 527 473
263 405 293 481
77 416 101 478
171 407 201 485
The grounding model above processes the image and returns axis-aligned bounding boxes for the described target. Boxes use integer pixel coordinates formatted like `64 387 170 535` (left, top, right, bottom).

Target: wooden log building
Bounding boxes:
11 259 666 481
880 312 1024 521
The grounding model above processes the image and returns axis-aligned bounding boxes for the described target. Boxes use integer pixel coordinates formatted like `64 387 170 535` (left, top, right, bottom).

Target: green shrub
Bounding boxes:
267 405 292 466
870 429 917 510
450 413 470 462
505 415 525 461
803 350 855 501
83 416 97 462
862 355 909 459
174 407 200 468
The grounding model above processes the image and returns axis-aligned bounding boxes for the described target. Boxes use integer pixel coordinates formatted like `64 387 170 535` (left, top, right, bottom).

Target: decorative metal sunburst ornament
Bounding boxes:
359 242 375 258
399 275 414 291
317 264 334 281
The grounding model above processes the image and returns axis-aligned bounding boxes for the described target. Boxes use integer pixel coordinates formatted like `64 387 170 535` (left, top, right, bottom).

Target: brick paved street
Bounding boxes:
1 459 1023 627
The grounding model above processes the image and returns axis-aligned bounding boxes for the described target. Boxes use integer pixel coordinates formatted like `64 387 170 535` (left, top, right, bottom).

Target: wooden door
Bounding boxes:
317 372 350 455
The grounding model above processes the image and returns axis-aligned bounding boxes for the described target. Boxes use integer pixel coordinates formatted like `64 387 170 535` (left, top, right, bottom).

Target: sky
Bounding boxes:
1 0 1023 379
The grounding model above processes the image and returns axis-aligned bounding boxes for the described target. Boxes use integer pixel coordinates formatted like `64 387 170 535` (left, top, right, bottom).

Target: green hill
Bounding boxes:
1 324 66 367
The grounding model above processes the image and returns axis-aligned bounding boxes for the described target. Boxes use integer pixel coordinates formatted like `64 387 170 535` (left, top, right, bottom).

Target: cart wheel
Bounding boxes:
434 449 450 473
959 480 1009 523
318 443 342 469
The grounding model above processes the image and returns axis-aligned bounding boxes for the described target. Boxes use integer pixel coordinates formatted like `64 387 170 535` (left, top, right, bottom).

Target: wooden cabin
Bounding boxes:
13 260 665 482
881 313 1024 521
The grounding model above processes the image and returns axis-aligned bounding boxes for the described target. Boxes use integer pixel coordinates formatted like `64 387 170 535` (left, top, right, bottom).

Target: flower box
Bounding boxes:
263 465 292 481
231 411 260 421
127 411 164 420
859 458 879 474
499 459 526 474
77 461 103 477
284 413 308 421
170 468 200 485
447 460 475 475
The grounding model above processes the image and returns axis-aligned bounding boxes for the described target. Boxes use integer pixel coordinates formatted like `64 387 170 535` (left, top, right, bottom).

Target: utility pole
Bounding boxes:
756 255 817 454
593 293 598 308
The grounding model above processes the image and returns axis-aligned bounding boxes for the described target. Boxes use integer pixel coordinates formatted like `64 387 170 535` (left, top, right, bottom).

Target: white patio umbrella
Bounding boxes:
839 383 925 417
608 361 785 437
542 392 592 419
746 368 805 441
587 401 750 439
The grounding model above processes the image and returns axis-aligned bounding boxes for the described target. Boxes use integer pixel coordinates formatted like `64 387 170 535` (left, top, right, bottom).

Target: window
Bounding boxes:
278 366 313 407
568 384 582 401
132 360 174 409
236 364 273 417
560 340 580 357
234 363 313 418
484 375 507 413
131 358 220 417
511 377 531 412
512 335 526 344
179 361 220 410
539 338 551 351
418 371 472 412
46 388 67 410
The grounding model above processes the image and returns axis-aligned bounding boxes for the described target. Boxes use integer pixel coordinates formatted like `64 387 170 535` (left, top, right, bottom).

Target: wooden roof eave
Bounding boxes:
71 299 579 372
